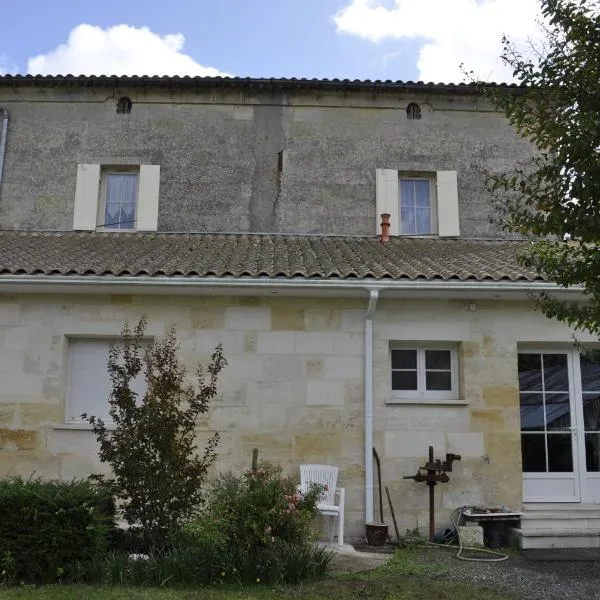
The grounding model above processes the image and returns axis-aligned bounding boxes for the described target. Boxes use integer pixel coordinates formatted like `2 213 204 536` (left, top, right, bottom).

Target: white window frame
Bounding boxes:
97 167 140 231
398 174 438 235
389 343 459 402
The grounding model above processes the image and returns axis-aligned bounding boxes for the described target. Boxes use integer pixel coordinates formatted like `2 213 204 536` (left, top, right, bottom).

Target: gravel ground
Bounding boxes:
416 547 600 600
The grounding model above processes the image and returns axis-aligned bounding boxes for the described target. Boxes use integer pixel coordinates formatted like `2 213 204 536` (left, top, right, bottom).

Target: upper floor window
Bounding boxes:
73 163 160 232
375 169 459 237
406 103 421 120
399 177 436 235
99 171 138 230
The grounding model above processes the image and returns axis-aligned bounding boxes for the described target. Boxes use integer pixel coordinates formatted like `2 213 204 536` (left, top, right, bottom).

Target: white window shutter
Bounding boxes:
137 165 160 231
375 168 399 236
436 170 460 237
73 164 100 230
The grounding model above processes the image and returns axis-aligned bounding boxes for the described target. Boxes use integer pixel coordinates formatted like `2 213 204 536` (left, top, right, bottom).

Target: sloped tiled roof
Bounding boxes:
0 74 527 96
0 231 541 282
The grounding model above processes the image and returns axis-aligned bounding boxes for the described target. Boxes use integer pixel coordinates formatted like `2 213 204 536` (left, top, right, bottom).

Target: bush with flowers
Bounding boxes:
171 461 333 585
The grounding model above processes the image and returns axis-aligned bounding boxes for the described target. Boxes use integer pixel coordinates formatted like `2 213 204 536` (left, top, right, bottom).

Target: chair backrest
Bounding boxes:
300 464 338 505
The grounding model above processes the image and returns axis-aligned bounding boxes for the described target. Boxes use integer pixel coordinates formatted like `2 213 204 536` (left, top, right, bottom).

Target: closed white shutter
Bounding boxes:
375 168 399 236
137 165 160 231
436 170 460 237
73 164 100 230
66 339 147 423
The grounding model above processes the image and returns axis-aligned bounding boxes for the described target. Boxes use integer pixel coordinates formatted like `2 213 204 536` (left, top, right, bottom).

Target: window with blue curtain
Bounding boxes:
104 173 138 229
399 178 432 234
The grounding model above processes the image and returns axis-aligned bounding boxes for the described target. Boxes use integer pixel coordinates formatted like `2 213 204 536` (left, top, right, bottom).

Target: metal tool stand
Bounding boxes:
403 445 461 542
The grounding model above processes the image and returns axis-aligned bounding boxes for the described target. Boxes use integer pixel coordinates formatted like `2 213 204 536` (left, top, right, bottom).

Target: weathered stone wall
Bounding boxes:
0 293 585 538
0 85 534 236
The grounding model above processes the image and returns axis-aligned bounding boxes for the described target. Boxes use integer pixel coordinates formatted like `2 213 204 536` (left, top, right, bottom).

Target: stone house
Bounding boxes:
0 74 597 548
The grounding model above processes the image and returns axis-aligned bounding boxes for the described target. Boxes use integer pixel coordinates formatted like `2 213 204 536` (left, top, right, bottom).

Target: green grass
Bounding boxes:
0 548 516 600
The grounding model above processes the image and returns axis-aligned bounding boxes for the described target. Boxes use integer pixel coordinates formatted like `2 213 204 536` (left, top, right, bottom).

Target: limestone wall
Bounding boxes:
0 293 587 538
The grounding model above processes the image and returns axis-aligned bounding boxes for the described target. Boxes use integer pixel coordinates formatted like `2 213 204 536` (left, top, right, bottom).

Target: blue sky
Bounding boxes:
0 0 542 83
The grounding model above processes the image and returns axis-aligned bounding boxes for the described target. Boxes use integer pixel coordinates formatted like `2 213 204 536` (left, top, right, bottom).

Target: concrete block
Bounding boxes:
224 307 271 331
340 309 365 332
483 386 519 408
295 332 335 355
306 381 345 406
459 525 484 547
271 307 305 331
384 431 446 458
256 331 295 354
0 428 38 451
446 432 484 457
323 356 363 380
263 355 304 382
304 309 340 331
332 332 364 356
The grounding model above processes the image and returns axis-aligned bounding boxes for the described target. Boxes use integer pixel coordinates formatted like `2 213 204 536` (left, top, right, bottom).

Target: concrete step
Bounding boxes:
511 527 600 550
521 516 600 530
524 503 600 512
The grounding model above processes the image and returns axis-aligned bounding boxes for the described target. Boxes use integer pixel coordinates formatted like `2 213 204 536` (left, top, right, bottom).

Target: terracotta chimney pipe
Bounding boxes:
380 213 390 243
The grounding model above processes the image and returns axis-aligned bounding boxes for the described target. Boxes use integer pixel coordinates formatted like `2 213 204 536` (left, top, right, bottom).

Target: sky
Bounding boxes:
0 0 544 84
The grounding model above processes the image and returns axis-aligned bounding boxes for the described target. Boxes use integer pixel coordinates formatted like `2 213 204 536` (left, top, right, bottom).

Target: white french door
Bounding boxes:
519 349 600 503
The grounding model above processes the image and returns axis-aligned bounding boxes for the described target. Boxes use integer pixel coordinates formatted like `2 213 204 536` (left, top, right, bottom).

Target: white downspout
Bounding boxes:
0 107 7 194
364 288 379 525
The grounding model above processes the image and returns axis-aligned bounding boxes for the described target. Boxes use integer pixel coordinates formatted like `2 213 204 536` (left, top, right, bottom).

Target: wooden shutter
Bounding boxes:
436 170 460 237
73 164 100 230
375 168 399 236
137 165 160 231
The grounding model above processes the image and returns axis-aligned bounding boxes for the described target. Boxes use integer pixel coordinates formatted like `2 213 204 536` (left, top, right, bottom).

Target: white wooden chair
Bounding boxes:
299 464 345 547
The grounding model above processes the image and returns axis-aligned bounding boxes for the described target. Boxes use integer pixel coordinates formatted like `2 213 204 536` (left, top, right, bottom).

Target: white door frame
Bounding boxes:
520 348 582 503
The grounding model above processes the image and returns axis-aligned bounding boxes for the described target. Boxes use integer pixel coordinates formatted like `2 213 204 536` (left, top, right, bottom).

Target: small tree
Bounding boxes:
487 0 600 334
84 316 226 547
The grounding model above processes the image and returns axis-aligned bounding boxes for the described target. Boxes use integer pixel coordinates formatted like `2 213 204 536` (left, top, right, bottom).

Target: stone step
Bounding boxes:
511 527 600 550
524 503 600 512
521 515 600 530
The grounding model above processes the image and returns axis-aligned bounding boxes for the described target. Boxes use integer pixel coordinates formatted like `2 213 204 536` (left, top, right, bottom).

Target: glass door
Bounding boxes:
519 351 580 502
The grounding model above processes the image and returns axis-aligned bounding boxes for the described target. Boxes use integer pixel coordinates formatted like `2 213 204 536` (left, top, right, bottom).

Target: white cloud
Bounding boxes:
27 24 229 77
332 0 543 83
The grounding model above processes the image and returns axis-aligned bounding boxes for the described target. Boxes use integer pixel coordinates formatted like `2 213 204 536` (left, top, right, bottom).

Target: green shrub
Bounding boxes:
204 462 323 550
167 462 334 585
0 477 116 584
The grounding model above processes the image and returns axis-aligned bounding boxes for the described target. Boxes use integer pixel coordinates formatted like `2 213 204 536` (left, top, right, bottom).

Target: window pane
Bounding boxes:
547 434 573 472
518 353 542 391
391 350 417 370
121 174 138 202
520 393 545 431
106 174 123 202
585 433 600 472
583 393 600 430
545 393 571 430
120 203 136 229
414 180 430 208
521 434 546 472
105 203 120 227
425 350 451 370
400 206 417 235
400 180 416 207
580 350 600 392
542 354 568 391
392 371 418 391
425 371 451 391
415 207 431 234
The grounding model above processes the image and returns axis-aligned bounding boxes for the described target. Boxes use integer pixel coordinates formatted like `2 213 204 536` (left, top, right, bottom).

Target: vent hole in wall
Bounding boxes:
116 97 132 114
406 102 421 120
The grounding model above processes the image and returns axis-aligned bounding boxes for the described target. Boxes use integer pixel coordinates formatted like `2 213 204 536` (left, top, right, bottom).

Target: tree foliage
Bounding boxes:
84 316 226 547
489 0 600 333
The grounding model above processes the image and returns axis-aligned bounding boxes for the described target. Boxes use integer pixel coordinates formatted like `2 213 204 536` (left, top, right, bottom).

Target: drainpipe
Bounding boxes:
0 107 7 194
364 288 379 525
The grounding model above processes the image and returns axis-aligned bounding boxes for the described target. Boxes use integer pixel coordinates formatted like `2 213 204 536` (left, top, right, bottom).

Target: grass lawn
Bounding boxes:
1 548 516 600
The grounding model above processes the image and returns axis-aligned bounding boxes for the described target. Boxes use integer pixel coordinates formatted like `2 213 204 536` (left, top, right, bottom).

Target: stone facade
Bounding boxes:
0 292 588 538
0 82 534 237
